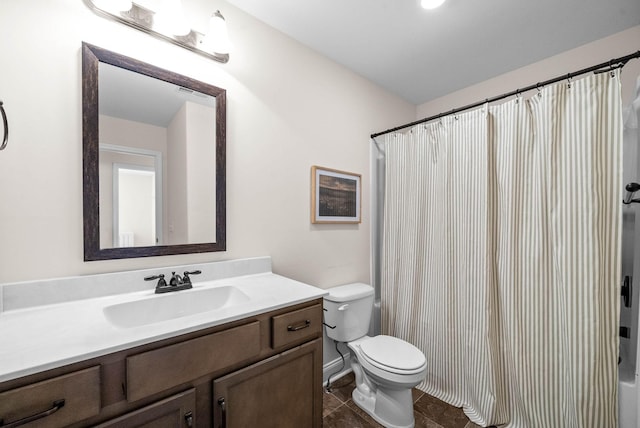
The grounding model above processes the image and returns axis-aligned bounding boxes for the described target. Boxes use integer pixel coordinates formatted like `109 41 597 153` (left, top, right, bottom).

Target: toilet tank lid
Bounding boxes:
324 283 374 302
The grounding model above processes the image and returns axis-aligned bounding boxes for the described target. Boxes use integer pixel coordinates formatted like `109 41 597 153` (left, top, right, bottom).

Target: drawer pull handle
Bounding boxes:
217 397 226 428
1 399 65 428
184 411 193 427
0 101 8 151
287 320 311 332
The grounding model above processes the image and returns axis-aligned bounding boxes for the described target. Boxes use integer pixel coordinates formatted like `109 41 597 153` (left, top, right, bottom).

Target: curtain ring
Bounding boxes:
566 73 572 89
536 83 543 97
608 59 617 77
0 101 8 151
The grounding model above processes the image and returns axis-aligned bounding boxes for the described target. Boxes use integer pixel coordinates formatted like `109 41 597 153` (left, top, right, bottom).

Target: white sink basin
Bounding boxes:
103 286 250 328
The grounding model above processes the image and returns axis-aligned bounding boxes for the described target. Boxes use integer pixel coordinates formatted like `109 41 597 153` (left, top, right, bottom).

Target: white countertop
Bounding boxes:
0 272 327 383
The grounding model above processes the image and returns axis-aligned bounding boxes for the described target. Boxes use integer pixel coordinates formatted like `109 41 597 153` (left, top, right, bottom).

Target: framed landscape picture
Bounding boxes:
311 166 361 224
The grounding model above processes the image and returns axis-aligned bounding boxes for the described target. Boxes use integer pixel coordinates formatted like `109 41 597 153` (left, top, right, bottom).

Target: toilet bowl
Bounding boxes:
324 283 427 428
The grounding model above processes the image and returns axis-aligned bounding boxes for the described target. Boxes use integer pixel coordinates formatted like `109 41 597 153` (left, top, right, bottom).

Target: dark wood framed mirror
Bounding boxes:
82 42 226 261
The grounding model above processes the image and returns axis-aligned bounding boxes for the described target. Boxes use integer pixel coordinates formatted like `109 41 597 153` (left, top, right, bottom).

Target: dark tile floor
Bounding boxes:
323 372 489 428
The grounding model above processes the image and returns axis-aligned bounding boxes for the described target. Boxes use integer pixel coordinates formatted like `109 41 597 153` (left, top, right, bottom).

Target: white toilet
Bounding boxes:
324 283 427 428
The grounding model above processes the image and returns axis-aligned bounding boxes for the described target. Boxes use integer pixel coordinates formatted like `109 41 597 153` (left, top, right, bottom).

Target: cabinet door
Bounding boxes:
213 338 322 428
95 388 196 428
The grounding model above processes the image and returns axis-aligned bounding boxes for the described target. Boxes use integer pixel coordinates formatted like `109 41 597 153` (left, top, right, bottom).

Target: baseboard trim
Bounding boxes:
323 352 352 386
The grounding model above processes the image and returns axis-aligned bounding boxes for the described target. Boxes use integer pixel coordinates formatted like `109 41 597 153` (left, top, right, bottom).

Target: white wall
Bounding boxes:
185 101 217 244
416 26 640 119
0 0 414 285
1 0 637 380
167 103 189 245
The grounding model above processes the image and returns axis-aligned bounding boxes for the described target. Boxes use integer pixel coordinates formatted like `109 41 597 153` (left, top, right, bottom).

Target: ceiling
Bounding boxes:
225 0 640 105
99 62 216 128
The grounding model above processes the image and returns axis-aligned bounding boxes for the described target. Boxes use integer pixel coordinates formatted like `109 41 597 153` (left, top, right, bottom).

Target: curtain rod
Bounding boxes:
371 50 640 139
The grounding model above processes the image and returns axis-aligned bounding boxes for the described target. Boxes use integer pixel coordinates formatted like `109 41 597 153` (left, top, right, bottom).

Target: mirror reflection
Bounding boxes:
98 62 217 248
83 43 226 260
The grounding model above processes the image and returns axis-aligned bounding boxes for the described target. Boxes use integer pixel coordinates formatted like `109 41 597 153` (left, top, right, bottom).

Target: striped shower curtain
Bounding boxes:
381 70 622 427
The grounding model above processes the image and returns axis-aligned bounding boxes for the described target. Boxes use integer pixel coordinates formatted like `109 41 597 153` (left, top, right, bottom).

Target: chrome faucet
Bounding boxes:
144 270 202 294
169 272 184 286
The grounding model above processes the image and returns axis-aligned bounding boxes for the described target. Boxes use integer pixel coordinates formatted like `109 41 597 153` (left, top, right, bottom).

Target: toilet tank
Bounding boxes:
323 283 374 342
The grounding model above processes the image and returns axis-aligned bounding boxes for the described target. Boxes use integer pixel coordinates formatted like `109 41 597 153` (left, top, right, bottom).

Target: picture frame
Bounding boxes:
311 166 361 224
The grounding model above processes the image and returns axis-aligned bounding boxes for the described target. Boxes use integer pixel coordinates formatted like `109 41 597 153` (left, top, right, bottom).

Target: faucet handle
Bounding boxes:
183 270 202 284
144 274 167 288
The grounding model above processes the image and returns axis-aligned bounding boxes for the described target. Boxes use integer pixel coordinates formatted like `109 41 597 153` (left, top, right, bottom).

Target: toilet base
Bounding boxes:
351 386 415 428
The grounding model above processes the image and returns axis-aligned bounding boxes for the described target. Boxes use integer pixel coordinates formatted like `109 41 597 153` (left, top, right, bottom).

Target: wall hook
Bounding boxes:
0 100 8 151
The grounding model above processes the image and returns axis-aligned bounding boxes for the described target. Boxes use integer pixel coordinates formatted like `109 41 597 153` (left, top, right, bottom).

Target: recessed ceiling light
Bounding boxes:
421 0 446 9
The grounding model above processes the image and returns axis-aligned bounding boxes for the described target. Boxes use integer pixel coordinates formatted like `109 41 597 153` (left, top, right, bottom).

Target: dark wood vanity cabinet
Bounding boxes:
0 300 323 428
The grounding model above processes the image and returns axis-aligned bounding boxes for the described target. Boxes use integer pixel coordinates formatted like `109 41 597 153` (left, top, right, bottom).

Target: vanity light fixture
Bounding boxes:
84 0 231 63
154 0 191 37
92 0 132 13
206 11 232 54
421 0 447 9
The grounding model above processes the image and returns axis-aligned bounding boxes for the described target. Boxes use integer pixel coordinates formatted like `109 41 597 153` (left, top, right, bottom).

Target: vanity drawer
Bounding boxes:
126 321 261 402
95 388 195 428
0 366 100 428
271 304 322 349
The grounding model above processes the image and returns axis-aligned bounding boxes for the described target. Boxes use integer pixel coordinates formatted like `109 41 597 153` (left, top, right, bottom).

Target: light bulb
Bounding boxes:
421 0 446 9
205 11 232 54
93 0 133 13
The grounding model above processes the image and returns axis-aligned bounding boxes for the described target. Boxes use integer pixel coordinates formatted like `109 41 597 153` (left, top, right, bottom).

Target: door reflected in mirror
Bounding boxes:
115 165 157 247
99 144 163 248
83 43 226 260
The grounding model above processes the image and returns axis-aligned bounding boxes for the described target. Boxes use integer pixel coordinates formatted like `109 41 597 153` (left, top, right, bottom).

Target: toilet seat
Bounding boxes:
358 335 426 375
